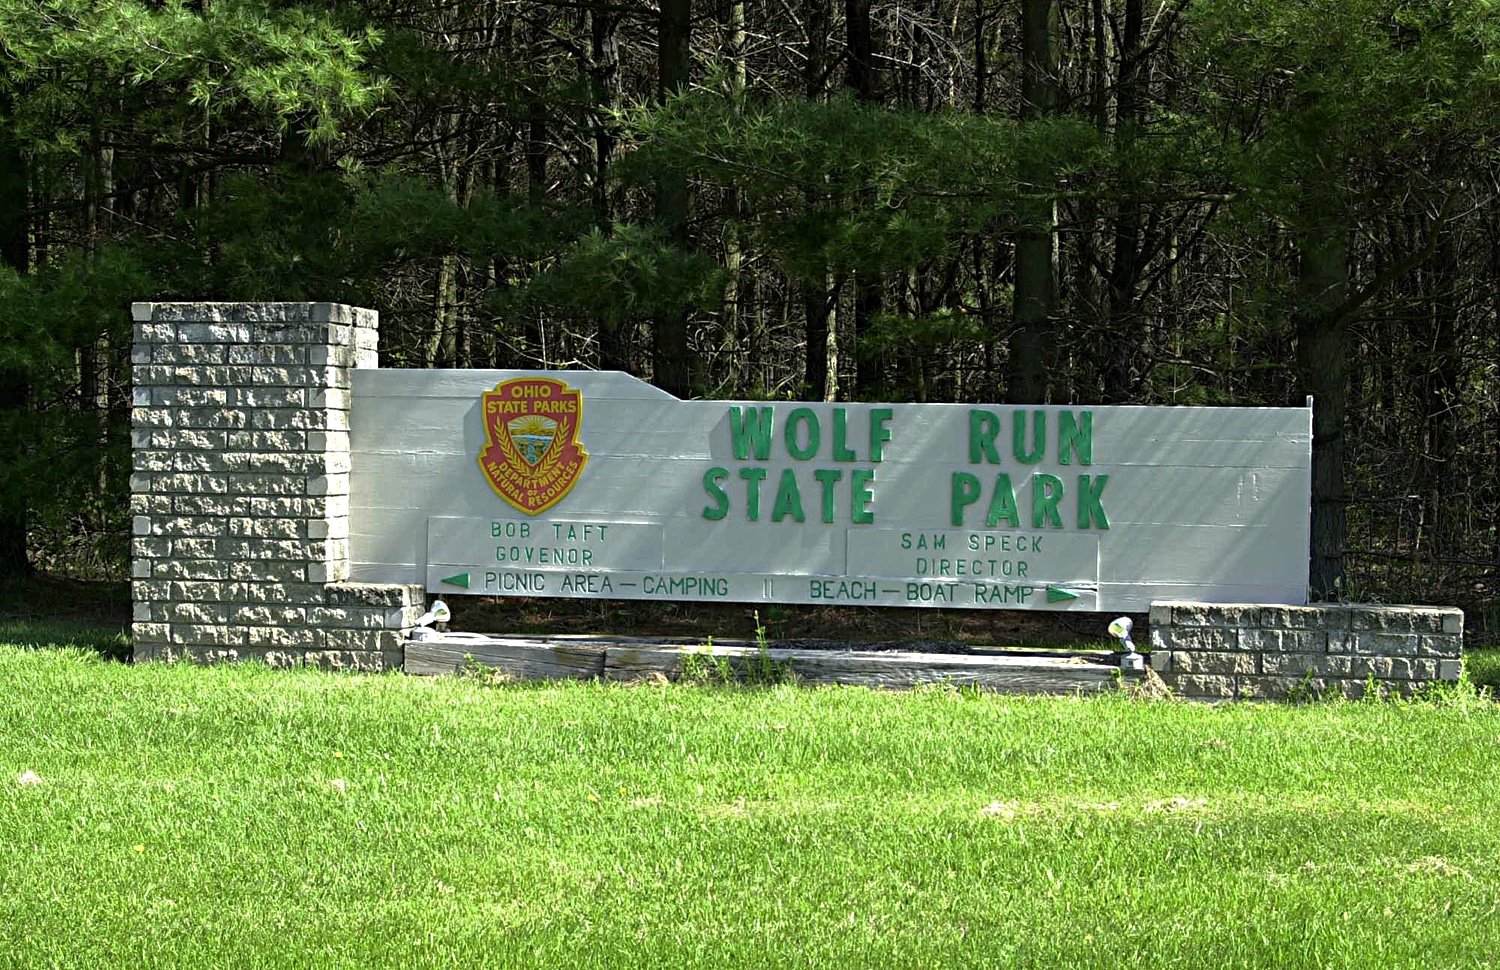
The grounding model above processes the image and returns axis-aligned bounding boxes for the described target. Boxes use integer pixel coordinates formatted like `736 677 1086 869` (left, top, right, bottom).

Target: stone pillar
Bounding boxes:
1149 602 1464 701
129 302 423 670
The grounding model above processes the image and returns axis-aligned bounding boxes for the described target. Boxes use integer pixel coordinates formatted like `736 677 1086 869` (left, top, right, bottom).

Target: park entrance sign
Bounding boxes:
348 370 1312 612
128 303 1459 693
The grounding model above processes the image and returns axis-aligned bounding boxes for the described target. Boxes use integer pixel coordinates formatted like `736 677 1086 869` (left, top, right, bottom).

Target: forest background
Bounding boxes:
0 0 1496 641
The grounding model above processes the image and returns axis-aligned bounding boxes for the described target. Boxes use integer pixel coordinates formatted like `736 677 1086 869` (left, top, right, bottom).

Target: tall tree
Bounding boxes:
1295 203 1349 600
798 0 840 401
719 0 751 395
1190 0 1500 598
653 0 692 397
590 5 628 371
0 85 31 578
1008 0 1058 404
1100 0 1146 403
846 0 884 400
0 0 1497 623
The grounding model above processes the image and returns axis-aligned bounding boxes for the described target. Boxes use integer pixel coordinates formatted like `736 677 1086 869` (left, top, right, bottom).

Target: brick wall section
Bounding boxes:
130 302 424 670
1148 602 1464 700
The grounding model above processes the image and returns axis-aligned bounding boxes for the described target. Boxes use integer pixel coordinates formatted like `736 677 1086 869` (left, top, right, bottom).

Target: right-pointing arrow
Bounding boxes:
1046 586 1079 603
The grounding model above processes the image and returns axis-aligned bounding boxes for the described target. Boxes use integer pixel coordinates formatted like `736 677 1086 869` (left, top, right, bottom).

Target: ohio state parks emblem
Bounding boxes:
477 378 589 515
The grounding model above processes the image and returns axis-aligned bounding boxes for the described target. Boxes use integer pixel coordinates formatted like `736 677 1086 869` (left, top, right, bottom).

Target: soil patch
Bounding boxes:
452 596 1137 654
0 574 131 626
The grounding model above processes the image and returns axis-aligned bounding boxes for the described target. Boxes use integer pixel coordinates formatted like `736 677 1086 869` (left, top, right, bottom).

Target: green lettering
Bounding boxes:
969 409 1001 464
1032 473 1064 529
851 469 876 524
785 407 820 461
1058 411 1092 466
869 408 893 462
831 409 856 461
985 474 1020 527
951 472 981 526
701 467 730 521
739 467 767 521
1077 474 1110 529
772 469 806 522
729 406 774 460
1013 410 1046 464
814 469 843 523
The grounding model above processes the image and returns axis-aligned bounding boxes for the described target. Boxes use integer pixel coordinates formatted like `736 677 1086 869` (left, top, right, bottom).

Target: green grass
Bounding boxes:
2 643 1499 969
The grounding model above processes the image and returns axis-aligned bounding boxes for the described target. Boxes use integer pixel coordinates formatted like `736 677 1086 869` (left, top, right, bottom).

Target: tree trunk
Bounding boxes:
653 0 692 398
1008 0 1057 405
590 9 628 371
428 253 459 367
1421 229 1461 558
845 0 877 102
801 0 835 399
852 279 883 399
823 271 840 401
721 0 748 394
1101 0 1145 403
973 0 989 114
847 0 882 400
279 110 333 173
589 9 621 232
803 278 839 401
0 88 31 577
1296 221 1348 600
519 87 554 367
429 116 465 368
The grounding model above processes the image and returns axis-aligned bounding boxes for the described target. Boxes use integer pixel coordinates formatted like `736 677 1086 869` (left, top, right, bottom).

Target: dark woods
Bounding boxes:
0 0 1496 636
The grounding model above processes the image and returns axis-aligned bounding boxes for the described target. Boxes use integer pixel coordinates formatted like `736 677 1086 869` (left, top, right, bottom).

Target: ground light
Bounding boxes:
1109 615 1144 672
413 599 451 633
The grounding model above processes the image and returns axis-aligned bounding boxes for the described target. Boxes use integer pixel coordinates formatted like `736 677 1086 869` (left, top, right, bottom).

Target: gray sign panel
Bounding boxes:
349 370 1311 611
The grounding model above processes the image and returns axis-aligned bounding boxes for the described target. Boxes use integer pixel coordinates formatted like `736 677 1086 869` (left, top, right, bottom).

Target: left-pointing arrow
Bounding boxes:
440 572 471 589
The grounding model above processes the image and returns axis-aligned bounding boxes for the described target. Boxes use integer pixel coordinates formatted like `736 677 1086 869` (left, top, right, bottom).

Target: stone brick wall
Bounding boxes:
130 302 424 670
1148 602 1464 700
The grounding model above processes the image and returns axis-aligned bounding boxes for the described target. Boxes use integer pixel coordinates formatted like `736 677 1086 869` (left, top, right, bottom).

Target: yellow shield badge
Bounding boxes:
477 378 589 515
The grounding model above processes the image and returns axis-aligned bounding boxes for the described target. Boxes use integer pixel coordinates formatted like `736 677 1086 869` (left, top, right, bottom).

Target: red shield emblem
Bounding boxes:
477 378 589 515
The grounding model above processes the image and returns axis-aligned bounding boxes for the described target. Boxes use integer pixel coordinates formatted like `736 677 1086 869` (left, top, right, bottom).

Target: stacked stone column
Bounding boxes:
1149 602 1464 700
130 302 423 670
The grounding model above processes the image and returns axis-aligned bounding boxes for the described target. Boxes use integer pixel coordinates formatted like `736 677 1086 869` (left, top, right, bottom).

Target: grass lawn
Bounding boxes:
2 639 1498 969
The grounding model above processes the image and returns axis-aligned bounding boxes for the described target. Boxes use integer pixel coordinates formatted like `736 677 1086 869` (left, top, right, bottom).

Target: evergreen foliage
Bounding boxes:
0 0 1496 634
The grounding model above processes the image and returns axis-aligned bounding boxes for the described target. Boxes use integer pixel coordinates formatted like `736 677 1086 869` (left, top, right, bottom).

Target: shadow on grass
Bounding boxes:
1467 649 1500 692
0 574 131 661
0 618 131 660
